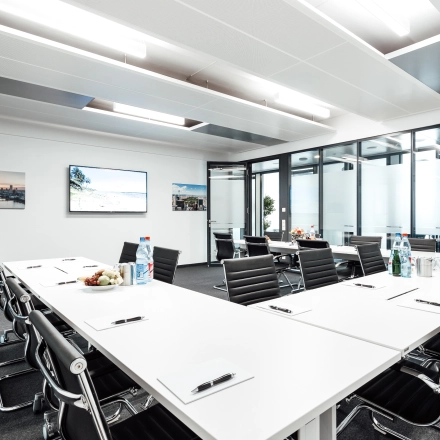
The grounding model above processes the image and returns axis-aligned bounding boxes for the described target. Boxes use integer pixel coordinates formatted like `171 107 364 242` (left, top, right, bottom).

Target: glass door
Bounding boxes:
207 163 247 266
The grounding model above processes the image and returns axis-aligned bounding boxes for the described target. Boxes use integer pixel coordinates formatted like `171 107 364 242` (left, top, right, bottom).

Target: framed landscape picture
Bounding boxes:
172 183 207 211
0 171 25 209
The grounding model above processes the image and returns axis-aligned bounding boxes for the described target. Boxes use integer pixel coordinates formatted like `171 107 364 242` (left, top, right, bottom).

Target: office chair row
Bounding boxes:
218 248 440 438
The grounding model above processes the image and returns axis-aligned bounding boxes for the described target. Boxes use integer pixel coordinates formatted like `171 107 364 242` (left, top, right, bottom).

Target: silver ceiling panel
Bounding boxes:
0 76 93 108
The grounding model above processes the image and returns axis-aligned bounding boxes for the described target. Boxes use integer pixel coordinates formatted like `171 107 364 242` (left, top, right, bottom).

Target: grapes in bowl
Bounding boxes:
78 269 123 289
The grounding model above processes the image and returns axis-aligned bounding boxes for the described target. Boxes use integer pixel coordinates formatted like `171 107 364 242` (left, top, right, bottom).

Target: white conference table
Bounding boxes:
4 257 401 440
235 240 434 262
251 271 440 356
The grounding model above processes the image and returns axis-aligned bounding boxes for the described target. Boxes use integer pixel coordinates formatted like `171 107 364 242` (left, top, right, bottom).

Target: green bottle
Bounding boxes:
392 249 401 277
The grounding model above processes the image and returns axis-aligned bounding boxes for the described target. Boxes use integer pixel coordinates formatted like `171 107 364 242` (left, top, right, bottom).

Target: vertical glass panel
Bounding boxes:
360 132 411 249
414 128 440 243
251 159 279 235
209 164 246 263
323 143 357 245
291 150 319 233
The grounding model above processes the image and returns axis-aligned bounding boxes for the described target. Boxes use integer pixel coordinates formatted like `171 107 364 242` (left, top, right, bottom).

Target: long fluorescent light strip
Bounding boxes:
113 103 185 126
0 0 147 57
83 107 188 130
355 0 410 36
275 93 330 119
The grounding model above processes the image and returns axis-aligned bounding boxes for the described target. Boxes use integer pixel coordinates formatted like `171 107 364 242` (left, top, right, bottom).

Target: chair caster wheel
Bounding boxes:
43 423 57 440
0 335 8 343
33 394 45 414
43 411 59 440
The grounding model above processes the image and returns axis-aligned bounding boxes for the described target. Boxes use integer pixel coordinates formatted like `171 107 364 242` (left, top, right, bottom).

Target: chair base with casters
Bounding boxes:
213 237 236 291
337 360 440 439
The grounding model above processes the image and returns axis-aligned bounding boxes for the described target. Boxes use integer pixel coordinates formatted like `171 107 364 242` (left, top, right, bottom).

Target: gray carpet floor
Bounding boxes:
1 264 439 439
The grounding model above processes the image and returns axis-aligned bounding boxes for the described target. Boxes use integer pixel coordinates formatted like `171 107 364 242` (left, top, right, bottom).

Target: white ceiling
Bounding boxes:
59 0 440 122
0 0 439 153
306 0 440 55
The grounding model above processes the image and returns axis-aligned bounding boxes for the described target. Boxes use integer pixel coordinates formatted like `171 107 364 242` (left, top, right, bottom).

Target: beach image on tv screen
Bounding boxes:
69 166 147 212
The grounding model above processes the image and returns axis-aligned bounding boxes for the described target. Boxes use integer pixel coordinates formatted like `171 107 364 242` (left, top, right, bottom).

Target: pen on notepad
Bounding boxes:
111 316 144 325
83 265 98 268
191 373 236 393
354 283 375 289
415 299 440 307
26 265 42 269
62 258 76 261
56 281 76 285
269 305 292 314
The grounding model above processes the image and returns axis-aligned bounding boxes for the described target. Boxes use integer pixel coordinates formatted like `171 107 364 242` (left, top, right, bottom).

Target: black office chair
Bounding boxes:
119 242 139 263
4 278 140 417
213 238 236 291
337 359 440 438
265 231 284 241
213 232 233 240
244 236 295 292
29 310 201 440
408 238 436 252
153 247 180 284
296 239 330 250
223 255 281 306
350 236 382 246
298 248 339 290
356 243 387 276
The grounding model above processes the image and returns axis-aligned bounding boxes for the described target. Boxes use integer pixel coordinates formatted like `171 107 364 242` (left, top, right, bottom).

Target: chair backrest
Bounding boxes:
29 310 112 440
356 243 387 276
6 278 39 369
118 241 139 263
215 239 236 262
213 232 233 240
298 248 339 290
408 238 436 252
296 239 330 250
153 246 181 284
223 255 281 306
350 235 382 247
244 236 270 257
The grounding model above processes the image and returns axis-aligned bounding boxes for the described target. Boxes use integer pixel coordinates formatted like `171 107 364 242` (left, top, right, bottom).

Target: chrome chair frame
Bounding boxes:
337 364 440 439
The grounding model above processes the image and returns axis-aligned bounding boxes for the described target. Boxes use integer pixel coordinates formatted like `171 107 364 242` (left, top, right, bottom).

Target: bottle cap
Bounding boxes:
140 237 145 241
145 236 151 240
402 233 408 236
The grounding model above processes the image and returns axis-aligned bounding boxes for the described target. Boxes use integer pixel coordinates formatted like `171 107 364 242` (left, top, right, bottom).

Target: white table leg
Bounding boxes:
298 417 319 440
320 405 336 440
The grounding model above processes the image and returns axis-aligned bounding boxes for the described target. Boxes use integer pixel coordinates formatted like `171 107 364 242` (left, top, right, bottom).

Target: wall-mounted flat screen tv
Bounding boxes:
69 165 147 213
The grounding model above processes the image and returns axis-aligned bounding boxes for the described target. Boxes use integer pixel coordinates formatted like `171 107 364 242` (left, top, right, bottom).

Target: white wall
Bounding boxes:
231 108 440 161
0 117 228 265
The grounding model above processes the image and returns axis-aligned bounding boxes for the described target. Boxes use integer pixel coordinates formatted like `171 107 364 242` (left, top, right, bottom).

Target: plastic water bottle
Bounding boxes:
136 237 148 284
388 233 401 275
400 233 412 278
144 236 154 282
310 225 316 240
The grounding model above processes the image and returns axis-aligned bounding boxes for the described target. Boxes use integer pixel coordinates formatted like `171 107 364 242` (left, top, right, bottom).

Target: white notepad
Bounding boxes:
85 314 148 331
39 280 77 287
341 281 385 290
157 358 253 404
255 302 311 318
398 298 440 315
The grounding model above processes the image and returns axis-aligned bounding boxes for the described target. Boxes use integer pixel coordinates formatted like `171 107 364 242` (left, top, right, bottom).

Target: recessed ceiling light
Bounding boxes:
275 92 330 119
355 0 410 36
113 103 185 126
0 0 147 57
299 157 308 161
367 146 377 149
314 155 320 158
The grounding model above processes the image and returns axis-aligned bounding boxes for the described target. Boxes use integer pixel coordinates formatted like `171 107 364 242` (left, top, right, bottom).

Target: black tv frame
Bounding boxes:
69 165 148 213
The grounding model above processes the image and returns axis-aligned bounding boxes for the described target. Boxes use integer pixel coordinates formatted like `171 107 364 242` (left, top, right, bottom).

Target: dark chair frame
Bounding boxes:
356 243 387 276
408 238 436 252
118 242 139 264
213 238 236 292
153 246 181 284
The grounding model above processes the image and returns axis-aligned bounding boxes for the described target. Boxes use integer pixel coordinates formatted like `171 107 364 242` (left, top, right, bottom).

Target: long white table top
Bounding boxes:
4 257 400 440
251 271 440 356
235 240 435 262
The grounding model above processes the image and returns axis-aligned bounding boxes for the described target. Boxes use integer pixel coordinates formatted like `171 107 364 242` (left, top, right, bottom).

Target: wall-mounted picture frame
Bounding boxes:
0 171 25 209
172 183 207 211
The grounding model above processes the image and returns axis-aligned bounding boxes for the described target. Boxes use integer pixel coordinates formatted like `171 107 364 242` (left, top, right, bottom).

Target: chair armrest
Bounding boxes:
7 297 29 323
400 365 440 394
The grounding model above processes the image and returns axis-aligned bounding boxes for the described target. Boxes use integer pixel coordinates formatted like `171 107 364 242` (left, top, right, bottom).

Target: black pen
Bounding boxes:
354 283 375 289
57 281 76 285
111 316 144 325
83 265 98 268
269 305 292 314
26 265 42 269
415 299 440 307
191 373 236 393
62 258 76 261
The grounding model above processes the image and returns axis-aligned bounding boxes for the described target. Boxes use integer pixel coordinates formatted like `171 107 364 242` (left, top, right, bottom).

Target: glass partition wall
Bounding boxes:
323 143 357 245
414 128 440 248
291 150 319 234
360 132 411 249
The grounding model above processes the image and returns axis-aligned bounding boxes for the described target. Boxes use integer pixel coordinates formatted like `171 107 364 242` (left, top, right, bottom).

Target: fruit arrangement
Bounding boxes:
79 269 123 287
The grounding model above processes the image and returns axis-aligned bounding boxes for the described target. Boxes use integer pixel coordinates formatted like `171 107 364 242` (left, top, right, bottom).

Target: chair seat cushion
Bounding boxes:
110 404 200 440
356 361 440 425
424 333 440 354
